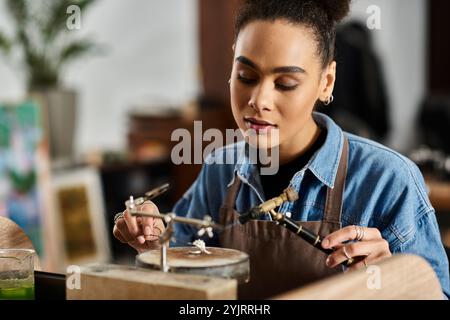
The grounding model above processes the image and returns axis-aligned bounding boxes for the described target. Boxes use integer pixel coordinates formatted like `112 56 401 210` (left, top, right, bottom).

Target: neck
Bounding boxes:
278 118 321 165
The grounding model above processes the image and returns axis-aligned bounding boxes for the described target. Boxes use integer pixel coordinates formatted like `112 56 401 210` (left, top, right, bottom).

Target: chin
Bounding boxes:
243 129 281 150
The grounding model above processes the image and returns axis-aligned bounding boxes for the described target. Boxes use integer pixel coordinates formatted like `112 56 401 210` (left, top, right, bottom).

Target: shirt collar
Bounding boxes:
232 112 344 189
307 112 345 189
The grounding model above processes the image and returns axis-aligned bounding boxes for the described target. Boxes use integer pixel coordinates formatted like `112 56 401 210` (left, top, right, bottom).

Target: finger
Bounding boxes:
145 224 163 242
346 252 380 271
346 258 368 271
347 247 392 271
143 239 161 250
326 239 387 268
322 226 382 249
113 225 127 243
116 225 144 244
140 201 159 237
154 217 165 232
116 219 142 243
145 218 165 241
327 240 379 268
123 208 140 235
118 218 147 244
129 240 147 253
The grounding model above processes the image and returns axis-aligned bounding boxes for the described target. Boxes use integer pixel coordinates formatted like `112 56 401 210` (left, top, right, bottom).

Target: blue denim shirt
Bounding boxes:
172 112 450 297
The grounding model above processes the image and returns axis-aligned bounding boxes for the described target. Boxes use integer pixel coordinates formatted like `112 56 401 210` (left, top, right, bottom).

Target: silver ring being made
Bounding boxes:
342 245 352 260
114 211 125 224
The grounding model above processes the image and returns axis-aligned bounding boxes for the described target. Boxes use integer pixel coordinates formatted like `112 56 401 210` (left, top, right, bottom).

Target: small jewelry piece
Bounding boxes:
197 226 214 238
188 239 211 255
323 94 334 106
363 258 368 268
114 211 124 224
357 226 365 241
354 225 361 241
354 225 365 241
354 225 360 240
342 245 352 260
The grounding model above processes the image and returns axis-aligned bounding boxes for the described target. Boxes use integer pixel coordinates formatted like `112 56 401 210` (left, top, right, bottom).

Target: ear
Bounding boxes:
319 61 336 102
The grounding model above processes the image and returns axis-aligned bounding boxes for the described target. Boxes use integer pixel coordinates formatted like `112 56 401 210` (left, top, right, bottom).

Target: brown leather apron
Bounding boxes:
219 137 349 299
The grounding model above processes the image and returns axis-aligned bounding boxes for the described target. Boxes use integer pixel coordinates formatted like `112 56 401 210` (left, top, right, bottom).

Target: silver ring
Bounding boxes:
114 211 124 224
355 225 365 241
342 245 352 260
363 258 368 268
354 225 361 240
358 226 365 241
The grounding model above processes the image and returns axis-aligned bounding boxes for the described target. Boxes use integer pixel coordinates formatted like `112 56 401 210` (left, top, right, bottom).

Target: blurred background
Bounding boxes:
0 0 449 272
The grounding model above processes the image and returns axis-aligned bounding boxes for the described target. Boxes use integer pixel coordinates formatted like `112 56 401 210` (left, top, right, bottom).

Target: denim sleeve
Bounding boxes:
170 163 211 246
380 161 450 298
371 159 450 298
390 209 450 298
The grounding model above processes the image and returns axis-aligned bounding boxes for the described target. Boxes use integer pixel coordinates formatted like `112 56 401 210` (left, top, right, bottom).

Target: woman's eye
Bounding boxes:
237 74 256 84
275 83 298 91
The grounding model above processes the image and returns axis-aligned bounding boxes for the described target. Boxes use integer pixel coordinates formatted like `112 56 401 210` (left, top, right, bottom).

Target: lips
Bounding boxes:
244 117 277 134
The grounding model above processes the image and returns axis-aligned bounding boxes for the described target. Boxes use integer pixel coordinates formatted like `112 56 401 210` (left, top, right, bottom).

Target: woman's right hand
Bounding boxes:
113 201 165 254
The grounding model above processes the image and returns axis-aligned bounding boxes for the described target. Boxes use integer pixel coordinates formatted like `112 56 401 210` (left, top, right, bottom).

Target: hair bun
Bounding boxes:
316 0 351 23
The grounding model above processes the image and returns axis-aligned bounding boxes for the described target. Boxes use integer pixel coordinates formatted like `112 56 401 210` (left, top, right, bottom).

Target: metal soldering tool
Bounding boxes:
239 187 365 267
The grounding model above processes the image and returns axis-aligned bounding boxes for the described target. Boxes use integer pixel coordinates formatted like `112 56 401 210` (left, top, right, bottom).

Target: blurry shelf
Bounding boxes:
426 177 450 212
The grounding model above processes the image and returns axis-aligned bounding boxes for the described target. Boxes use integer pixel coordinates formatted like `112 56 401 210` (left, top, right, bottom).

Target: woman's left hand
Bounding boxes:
321 225 392 271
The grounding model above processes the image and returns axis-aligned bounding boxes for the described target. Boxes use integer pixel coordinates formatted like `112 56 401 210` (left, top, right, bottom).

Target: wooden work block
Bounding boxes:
66 264 237 300
273 254 443 300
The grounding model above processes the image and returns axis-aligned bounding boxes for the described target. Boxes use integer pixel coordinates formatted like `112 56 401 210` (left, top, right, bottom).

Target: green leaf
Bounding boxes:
43 0 97 42
6 0 28 26
0 31 12 53
42 0 73 42
23 47 58 89
58 39 96 65
2 0 101 89
8 169 37 194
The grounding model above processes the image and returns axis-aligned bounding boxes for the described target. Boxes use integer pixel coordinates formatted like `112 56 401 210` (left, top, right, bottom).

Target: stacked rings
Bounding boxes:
354 225 365 241
114 211 125 224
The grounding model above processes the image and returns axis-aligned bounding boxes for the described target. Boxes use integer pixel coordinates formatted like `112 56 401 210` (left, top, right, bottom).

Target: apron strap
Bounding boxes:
323 135 349 224
223 175 241 209
222 136 349 223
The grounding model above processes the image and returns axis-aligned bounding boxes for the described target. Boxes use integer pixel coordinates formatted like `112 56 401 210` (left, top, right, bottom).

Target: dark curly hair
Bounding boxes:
235 0 352 69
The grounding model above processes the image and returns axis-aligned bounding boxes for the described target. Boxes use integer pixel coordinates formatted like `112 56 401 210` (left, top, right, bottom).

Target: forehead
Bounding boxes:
234 20 319 72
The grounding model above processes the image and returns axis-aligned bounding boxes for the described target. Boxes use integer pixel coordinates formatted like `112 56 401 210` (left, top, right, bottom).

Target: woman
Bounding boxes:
113 0 449 298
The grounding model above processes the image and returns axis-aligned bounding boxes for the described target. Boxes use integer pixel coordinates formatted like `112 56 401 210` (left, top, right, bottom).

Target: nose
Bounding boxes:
248 81 273 112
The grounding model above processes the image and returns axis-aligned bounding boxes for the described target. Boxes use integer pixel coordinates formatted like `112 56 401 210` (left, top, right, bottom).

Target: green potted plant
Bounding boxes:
0 0 100 161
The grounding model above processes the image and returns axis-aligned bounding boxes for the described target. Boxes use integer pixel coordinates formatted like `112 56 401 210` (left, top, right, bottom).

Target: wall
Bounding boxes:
348 0 427 152
0 0 426 154
0 0 199 154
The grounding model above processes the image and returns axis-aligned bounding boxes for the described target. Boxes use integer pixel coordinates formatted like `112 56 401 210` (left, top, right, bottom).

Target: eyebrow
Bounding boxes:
235 56 306 74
